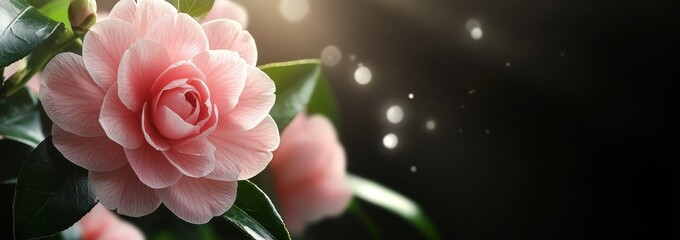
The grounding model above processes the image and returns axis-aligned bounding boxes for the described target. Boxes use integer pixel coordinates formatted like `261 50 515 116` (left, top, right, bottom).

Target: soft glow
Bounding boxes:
408 93 414 99
468 89 476 95
383 133 398 149
386 105 404 124
485 129 491 134
506 62 511 67
321 45 342 67
354 64 372 85
280 0 309 22
426 120 436 130
465 19 481 32
349 54 357 61
410 166 418 173
471 27 483 40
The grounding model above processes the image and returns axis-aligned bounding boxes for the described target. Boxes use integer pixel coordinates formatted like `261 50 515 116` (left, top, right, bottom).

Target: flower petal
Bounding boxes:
156 178 236 224
125 143 183 189
52 125 127 172
142 103 170 150
40 53 105 137
163 139 216 178
118 39 172 112
82 19 138 90
223 65 275 130
90 165 161 217
146 13 209 62
191 50 246 113
202 19 257 66
100 83 145 149
109 0 177 38
203 0 249 28
154 105 200 139
207 115 279 181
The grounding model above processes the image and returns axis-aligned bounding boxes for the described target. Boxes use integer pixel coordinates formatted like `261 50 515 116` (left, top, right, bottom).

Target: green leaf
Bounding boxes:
37 0 71 32
13 136 98 240
168 0 215 19
307 72 341 129
0 86 45 147
222 180 291 240
0 0 61 68
347 174 442 240
0 138 33 184
260 59 320 131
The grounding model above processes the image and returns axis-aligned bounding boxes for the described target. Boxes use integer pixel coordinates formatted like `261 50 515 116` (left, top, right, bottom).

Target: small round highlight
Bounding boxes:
354 64 372 85
386 105 404 124
426 120 436 130
383 133 398 149
280 0 310 22
471 27 483 40
321 45 342 67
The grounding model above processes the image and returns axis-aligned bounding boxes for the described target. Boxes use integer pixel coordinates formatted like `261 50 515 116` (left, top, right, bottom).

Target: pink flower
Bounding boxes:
269 113 352 235
78 204 145 240
204 0 249 28
40 0 279 224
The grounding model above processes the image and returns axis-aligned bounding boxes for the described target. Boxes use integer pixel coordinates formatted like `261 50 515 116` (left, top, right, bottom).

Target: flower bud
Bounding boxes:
68 0 97 34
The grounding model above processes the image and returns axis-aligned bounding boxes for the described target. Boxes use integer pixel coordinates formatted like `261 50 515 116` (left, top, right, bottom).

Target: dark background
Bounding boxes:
245 0 680 239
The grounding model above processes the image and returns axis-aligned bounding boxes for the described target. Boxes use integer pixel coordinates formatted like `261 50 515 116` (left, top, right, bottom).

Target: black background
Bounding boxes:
246 0 680 239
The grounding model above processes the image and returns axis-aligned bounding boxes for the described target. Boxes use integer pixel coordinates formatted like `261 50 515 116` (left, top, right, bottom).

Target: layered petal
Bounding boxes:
100 83 145 149
202 19 257 66
125 143 183 189
118 39 172 112
207 115 279 181
157 178 237 224
83 19 138 90
40 53 105 137
146 13 209 62
223 66 275 130
52 125 127 172
109 0 177 37
90 165 161 217
191 50 247 113
163 139 216 178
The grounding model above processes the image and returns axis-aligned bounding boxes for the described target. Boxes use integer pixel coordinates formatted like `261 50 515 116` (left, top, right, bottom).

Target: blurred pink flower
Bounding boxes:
78 204 145 240
269 113 352 236
40 0 279 224
204 0 249 28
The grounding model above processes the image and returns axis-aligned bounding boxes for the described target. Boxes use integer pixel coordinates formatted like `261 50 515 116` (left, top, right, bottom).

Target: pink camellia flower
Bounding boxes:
269 113 352 235
40 0 279 224
204 0 249 28
78 204 145 240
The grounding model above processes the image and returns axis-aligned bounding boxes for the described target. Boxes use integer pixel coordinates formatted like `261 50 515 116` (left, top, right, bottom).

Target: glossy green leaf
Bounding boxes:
168 0 215 18
0 86 45 147
347 174 442 240
0 139 33 184
0 0 61 68
13 136 98 240
307 73 341 128
260 59 320 131
222 180 291 240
